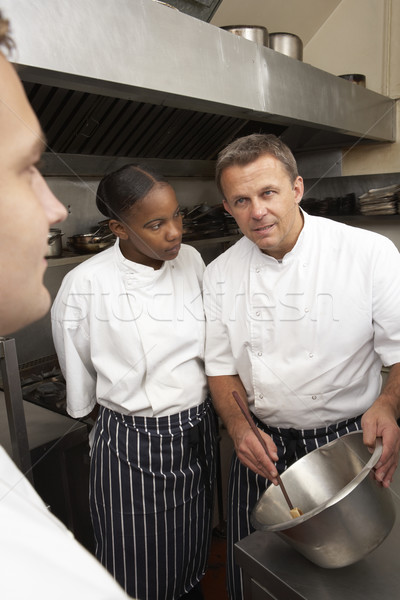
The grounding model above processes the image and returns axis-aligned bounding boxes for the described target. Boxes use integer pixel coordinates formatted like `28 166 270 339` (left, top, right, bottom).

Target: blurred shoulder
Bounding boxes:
58 246 115 291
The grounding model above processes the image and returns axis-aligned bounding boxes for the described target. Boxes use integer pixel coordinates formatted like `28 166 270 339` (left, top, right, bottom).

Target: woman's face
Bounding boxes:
110 183 183 269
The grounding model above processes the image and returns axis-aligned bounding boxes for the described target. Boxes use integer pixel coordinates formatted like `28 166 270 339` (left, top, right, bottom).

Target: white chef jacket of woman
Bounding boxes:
204 211 400 429
51 241 207 418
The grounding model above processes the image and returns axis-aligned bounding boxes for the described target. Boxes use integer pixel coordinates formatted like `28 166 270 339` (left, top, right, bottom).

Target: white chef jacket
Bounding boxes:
204 211 400 429
51 241 207 418
0 446 129 599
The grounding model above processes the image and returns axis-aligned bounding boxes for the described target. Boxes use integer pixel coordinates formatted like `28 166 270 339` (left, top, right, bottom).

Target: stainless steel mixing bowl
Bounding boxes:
251 431 396 568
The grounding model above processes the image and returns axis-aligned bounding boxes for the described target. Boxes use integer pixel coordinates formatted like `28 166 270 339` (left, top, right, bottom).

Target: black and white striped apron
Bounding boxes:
90 399 217 600
227 414 362 600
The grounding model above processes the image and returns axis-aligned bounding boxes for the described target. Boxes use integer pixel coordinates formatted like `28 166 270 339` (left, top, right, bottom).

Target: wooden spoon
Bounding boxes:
232 391 303 519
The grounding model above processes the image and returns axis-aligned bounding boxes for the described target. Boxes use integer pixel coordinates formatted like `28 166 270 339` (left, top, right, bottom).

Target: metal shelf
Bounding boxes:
46 253 94 267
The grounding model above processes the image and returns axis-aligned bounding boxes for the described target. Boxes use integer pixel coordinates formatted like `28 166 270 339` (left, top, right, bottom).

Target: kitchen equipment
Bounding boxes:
339 73 366 87
269 32 303 60
67 221 115 254
236 470 400 600
68 233 115 254
221 25 269 47
358 183 400 215
232 391 302 518
46 228 63 258
5 0 395 180
182 203 239 240
251 431 395 568
0 337 33 483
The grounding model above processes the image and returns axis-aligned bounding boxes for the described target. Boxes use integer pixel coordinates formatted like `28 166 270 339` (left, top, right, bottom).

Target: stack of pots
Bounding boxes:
221 25 303 61
269 32 303 61
46 228 63 258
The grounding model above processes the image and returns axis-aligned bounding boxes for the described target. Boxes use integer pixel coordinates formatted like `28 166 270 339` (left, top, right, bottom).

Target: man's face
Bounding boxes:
0 54 67 334
221 153 304 260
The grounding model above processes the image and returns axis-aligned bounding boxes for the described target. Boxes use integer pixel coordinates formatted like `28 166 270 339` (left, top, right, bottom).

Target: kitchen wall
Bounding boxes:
304 0 389 94
44 167 400 265
304 0 400 175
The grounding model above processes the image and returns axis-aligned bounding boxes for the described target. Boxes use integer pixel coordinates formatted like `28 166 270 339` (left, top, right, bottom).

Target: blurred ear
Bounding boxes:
109 219 129 240
223 198 233 216
293 176 304 204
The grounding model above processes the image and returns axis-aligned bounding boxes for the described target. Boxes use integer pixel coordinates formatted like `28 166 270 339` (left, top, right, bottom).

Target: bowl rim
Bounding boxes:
251 431 383 532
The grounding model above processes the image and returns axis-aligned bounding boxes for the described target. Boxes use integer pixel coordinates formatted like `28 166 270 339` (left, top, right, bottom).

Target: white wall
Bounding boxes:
305 0 400 176
304 0 388 94
341 102 400 175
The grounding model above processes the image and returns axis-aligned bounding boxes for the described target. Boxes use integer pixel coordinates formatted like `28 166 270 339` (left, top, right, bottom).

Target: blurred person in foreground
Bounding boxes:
203 133 400 599
0 11 131 598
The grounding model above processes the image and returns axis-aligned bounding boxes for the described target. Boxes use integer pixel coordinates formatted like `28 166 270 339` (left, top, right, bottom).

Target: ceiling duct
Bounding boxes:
154 0 223 22
3 0 396 177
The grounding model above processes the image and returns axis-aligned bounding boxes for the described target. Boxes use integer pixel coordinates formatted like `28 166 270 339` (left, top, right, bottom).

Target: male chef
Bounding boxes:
203 133 400 600
0 10 130 598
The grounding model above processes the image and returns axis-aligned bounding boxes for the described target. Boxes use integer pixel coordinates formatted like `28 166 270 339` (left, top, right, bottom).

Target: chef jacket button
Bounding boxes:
259 393 264 399
309 353 314 358
312 395 317 400
256 311 261 317
304 307 309 313
258 352 262 357
256 268 260 273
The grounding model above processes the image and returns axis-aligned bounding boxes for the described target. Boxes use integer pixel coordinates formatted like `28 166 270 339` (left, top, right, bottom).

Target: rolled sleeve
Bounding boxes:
372 237 400 366
51 285 97 418
203 265 238 376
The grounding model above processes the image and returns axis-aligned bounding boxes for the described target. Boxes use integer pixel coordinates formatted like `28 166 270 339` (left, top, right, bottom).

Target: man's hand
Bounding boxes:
362 401 400 487
362 364 400 487
208 374 280 484
231 419 279 484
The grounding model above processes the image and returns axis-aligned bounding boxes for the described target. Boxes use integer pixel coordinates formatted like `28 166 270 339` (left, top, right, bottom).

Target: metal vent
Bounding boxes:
24 82 284 163
155 0 223 21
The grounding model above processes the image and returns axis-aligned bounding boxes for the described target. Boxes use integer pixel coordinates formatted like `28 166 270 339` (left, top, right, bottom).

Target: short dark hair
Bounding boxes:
0 11 14 54
216 133 299 196
96 164 169 220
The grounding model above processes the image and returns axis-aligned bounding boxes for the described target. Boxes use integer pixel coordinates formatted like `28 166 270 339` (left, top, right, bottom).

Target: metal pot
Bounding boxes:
67 233 115 254
269 32 303 61
339 73 366 87
46 228 63 258
68 221 116 254
221 25 269 47
251 432 395 568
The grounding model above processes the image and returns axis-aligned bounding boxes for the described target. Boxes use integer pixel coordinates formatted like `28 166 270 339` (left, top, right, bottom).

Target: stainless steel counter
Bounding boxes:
235 472 400 600
0 390 86 452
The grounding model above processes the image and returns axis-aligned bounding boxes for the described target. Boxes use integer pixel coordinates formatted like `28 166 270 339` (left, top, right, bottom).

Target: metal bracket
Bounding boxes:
0 337 33 484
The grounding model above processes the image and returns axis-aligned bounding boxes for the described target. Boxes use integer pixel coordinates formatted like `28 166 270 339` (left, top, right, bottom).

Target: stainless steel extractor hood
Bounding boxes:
2 0 396 177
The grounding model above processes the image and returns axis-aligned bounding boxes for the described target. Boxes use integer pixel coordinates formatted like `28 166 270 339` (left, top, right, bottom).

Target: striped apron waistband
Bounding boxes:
253 413 363 465
104 396 212 435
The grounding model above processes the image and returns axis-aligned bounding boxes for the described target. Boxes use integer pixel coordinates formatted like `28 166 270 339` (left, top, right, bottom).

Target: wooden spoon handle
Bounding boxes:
232 390 294 511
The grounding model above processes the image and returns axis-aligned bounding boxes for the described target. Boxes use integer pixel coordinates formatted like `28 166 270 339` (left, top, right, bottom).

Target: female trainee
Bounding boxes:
51 165 216 600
